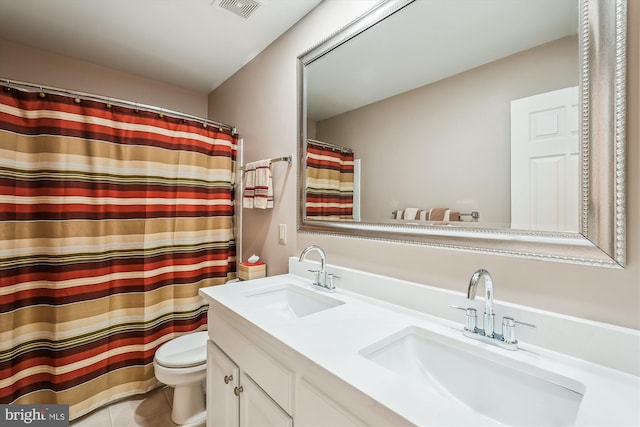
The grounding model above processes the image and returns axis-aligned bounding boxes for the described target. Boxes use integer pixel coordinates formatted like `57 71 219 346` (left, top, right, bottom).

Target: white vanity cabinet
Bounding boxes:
201 271 640 427
205 299 411 427
207 340 292 427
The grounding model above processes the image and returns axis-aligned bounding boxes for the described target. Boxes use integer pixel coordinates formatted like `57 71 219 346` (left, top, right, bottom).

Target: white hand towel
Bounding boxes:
243 159 273 209
403 207 419 220
253 159 273 209
242 163 256 208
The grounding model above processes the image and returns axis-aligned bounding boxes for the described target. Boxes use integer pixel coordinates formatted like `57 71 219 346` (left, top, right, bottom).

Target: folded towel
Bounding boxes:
394 207 461 221
403 207 419 220
242 164 256 208
428 208 461 221
243 159 273 209
428 208 447 221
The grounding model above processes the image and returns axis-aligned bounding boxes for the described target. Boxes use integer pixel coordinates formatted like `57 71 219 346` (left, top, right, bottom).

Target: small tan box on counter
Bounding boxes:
238 262 266 280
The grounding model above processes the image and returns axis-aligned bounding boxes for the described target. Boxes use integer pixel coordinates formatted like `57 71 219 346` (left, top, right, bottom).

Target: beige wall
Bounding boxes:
209 0 639 330
6 1 633 329
0 39 208 117
316 36 578 224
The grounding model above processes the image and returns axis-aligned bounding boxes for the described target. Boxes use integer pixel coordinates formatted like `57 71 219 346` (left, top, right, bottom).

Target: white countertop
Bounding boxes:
200 272 640 426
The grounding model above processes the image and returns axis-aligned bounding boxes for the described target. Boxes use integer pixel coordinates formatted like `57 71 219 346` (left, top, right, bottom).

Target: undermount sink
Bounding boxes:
244 283 344 320
360 326 585 426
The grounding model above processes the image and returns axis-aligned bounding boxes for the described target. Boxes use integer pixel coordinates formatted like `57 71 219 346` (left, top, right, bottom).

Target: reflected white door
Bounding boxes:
510 86 579 231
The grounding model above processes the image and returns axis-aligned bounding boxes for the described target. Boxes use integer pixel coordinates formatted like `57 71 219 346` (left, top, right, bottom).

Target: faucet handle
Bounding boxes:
307 269 321 285
502 316 536 344
326 273 339 290
514 318 536 328
450 306 477 332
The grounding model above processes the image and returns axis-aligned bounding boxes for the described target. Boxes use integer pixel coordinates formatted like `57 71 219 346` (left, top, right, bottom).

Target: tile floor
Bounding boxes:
70 386 177 427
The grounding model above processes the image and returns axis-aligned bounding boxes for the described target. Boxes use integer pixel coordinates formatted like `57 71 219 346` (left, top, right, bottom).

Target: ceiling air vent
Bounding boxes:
219 0 261 19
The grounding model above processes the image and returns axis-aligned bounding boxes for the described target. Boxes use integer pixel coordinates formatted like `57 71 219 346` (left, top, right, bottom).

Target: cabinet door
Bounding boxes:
239 373 292 427
207 340 240 427
296 379 365 427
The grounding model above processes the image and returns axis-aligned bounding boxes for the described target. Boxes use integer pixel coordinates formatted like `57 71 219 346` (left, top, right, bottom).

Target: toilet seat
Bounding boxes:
155 331 208 368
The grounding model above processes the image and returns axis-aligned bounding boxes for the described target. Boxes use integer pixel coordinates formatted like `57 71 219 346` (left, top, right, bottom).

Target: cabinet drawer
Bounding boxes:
209 311 294 414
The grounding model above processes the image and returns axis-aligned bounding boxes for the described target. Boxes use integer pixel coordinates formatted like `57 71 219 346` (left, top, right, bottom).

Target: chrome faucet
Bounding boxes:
468 268 495 337
452 269 535 350
298 245 336 291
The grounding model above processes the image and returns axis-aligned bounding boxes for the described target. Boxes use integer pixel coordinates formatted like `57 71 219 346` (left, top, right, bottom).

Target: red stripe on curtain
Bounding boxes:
0 85 237 419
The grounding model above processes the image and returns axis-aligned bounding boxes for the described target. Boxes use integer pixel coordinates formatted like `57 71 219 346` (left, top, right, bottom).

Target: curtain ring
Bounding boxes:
38 86 46 98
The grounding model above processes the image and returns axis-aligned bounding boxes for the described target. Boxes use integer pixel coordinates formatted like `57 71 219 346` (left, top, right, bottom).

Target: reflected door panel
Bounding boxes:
511 86 579 231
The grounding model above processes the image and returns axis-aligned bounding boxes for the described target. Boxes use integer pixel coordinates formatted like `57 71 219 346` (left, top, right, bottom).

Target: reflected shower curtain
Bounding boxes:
305 141 354 220
0 85 237 419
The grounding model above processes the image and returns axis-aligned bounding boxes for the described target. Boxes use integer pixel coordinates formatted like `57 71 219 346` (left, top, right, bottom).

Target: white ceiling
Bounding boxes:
0 0 323 93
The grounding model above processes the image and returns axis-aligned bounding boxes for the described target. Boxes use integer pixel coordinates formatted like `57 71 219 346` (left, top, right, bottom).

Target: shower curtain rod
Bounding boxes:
1 78 236 133
307 138 353 153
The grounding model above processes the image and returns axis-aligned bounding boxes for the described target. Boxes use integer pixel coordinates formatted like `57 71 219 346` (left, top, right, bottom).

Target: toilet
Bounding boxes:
154 331 209 426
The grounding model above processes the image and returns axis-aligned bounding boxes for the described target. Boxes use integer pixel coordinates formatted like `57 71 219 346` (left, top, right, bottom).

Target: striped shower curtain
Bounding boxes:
0 85 237 419
305 140 354 220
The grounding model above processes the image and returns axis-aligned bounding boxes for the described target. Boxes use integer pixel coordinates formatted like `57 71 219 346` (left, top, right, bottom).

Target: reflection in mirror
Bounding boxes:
307 0 579 232
297 0 626 267
305 139 356 221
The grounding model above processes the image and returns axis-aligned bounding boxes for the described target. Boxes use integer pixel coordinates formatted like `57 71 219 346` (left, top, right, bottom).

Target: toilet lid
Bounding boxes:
155 331 208 368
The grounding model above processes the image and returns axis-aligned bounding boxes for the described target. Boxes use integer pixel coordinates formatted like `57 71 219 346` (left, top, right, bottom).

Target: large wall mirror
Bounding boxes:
297 0 626 267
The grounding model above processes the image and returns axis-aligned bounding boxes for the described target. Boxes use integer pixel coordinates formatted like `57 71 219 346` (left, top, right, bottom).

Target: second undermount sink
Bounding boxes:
244 283 345 320
360 326 585 426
